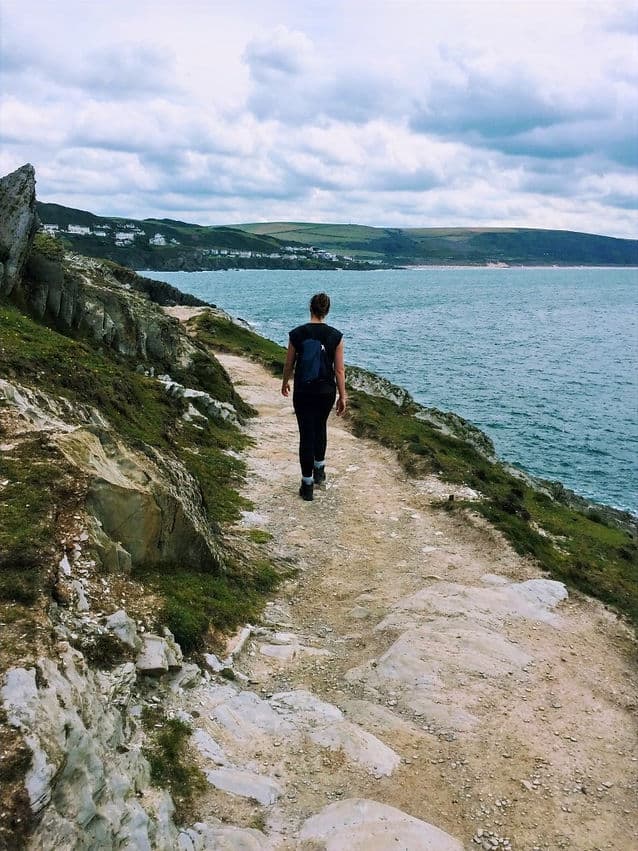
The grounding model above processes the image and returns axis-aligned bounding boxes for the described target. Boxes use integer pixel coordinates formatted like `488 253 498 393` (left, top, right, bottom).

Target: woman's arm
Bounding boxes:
281 341 296 396
334 339 348 415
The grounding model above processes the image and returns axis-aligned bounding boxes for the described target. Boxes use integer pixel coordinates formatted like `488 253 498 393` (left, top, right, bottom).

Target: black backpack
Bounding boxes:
296 337 331 385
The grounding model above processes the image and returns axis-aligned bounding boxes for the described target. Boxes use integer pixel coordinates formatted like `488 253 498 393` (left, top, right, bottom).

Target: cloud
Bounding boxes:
244 25 315 81
77 43 180 99
0 0 636 237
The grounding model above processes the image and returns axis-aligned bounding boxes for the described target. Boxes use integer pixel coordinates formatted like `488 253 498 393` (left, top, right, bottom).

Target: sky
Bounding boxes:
1 0 637 236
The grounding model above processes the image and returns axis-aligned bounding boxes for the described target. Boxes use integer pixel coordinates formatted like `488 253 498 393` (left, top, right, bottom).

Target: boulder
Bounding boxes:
104 610 142 652
0 163 38 296
55 428 225 572
136 634 183 675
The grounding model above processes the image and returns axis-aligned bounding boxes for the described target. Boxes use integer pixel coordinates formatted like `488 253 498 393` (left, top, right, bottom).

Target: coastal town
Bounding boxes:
39 220 372 264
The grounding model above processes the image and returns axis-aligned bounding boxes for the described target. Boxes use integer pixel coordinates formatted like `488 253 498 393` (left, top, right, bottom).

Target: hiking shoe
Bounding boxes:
299 481 314 501
313 466 326 485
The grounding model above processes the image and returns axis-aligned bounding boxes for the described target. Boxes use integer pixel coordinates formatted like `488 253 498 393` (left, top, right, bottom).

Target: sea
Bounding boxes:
144 267 638 515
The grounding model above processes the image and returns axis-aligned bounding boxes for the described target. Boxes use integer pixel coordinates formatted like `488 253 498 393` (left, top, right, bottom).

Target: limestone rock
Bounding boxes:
1 649 179 849
299 798 463 850
136 633 183 675
178 821 270 850
204 653 224 673
205 766 281 805
0 163 37 296
104 610 142 652
55 428 224 572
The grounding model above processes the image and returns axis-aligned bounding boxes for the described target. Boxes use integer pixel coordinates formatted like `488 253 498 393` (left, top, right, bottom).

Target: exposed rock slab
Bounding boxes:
178 821 271 850
205 767 281 805
299 799 463 850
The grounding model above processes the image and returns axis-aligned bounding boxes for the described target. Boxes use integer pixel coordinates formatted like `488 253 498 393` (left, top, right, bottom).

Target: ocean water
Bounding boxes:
146 267 638 514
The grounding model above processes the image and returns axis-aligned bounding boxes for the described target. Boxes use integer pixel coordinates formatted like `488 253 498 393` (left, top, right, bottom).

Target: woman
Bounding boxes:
281 292 347 500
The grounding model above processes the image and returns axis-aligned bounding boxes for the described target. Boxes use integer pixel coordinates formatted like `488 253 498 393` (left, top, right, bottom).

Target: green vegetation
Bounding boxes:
247 529 274 544
194 311 637 626
35 203 377 271
194 312 286 375
238 221 638 266
133 559 280 652
347 388 637 624
142 708 207 824
0 436 79 604
0 300 281 640
31 231 65 261
0 301 184 451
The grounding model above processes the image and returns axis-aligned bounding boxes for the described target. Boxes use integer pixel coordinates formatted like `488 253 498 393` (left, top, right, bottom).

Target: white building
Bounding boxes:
93 230 109 238
68 225 90 235
41 224 59 235
115 232 135 245
149 233 167 246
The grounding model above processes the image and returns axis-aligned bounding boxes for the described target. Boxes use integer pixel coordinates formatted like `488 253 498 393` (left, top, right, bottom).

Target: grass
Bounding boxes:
194 311 637 627
0 436 80 604
133 559 280 652
0 299 279 643
142 708 207 824
194 312 286 376
0 301 185 451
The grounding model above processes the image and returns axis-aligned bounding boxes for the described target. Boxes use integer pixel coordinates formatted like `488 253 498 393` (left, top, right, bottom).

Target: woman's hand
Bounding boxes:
282 342 296 398
336 394 348 416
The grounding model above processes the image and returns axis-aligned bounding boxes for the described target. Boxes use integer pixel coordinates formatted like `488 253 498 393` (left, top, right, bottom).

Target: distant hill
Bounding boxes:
237 222 638 266
35 203 376 271
36 202 638 268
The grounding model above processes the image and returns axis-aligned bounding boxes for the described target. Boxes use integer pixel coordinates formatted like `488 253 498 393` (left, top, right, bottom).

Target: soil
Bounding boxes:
215 352 638 851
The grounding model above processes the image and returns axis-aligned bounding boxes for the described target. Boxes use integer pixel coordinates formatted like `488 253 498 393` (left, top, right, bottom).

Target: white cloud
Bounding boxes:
0 0 636 236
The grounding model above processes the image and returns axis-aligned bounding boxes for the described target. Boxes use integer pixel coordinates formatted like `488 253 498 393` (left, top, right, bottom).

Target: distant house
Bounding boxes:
149 233 167 246
93 229 109 238
41 224 59 235
68 225 90 235
115 232 135 246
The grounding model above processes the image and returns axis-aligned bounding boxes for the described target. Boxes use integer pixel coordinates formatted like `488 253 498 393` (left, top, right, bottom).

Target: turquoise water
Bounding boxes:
146 268 638 513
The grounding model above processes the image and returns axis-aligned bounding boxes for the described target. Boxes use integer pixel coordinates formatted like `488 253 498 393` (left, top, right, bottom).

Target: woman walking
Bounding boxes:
281 292 347 500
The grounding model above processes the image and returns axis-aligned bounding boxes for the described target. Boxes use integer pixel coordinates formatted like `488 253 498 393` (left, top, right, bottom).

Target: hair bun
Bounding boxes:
310 292 330 318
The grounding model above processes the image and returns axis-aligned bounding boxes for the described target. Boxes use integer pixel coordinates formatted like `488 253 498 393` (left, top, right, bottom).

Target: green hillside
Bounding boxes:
238 222 638 266
35 202 638 268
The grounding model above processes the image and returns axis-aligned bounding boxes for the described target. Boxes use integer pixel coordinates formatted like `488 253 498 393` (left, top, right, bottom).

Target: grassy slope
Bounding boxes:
0 299 280 650
191 312 638 627
238 222 638 265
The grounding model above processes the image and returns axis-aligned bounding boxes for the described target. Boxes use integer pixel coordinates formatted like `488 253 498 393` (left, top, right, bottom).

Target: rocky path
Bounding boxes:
176 353 637 851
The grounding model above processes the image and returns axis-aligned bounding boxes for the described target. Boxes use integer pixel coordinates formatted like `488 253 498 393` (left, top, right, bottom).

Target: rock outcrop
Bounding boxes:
0 163 38 296
27 252 196 367
1 649 177 850
55 427 224 572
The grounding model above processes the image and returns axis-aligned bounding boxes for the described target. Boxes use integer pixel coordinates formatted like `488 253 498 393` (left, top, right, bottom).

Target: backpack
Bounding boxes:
296 337 331 385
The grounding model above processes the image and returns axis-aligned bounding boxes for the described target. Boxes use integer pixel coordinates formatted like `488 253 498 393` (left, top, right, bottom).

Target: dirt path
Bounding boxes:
182 353 637 851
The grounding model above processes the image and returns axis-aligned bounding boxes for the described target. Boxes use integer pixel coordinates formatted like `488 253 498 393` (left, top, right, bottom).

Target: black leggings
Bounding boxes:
293 389 336 477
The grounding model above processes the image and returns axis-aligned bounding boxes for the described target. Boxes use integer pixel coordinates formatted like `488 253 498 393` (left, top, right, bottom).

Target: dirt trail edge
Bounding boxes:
180 352 637 851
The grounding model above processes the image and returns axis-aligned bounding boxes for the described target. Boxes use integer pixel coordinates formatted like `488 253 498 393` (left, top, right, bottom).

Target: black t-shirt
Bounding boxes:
289 322 343 393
